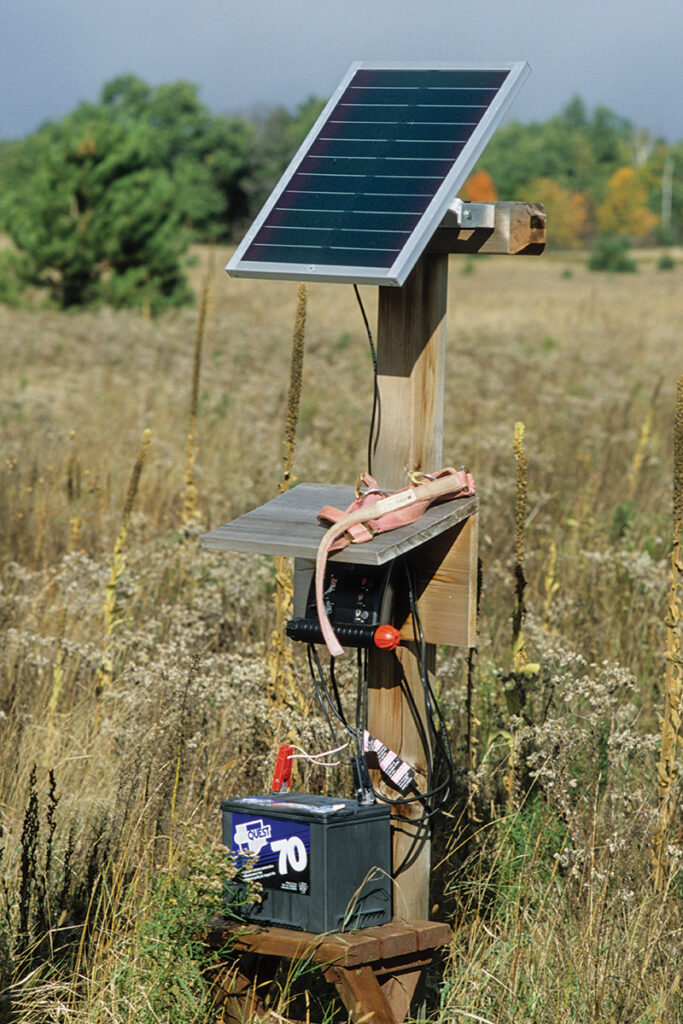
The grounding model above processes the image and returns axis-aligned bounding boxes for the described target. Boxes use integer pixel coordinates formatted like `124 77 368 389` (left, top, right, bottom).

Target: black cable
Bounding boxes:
392 815 432 876
307 644 339 745
405 582 435 791
405 566 439 781
350 601 448 818
351 647 372 800
425 665 454 779
388 658 452 877
355 646 364 741
305 630 437 875
360 667 442 810
388 565 453 837
304 565 452 875
328 656 348 728
359 647 371 746
307 645 351 751
350 282 443 867
353 283 380 476
405 561 454 800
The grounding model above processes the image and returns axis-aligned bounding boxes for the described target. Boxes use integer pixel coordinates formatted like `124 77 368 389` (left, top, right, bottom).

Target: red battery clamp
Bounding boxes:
271 744 294 792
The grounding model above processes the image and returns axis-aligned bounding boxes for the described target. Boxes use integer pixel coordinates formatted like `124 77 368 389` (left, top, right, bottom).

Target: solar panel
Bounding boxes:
227 61 529 287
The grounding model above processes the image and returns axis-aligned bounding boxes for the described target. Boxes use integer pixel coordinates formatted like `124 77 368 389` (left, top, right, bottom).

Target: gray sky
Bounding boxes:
2 0 681 141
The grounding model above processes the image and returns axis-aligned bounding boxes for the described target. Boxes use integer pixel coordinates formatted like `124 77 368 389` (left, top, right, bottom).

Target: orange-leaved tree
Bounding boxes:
597 166 658 241
528 177 589 249
459 169 498 202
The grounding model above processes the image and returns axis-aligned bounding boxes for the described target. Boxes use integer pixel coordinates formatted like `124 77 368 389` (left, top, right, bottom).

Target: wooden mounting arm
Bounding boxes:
428 200 546 255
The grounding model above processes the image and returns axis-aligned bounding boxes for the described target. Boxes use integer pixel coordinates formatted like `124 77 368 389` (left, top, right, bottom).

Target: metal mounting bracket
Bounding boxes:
442 200 497 230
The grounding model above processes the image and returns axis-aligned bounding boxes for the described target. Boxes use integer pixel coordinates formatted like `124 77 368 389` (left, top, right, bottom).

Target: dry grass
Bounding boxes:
0 247 681 1021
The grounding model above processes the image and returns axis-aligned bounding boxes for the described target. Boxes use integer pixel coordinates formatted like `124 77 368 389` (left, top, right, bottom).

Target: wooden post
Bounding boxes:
367 251 448 919
208 200 547 922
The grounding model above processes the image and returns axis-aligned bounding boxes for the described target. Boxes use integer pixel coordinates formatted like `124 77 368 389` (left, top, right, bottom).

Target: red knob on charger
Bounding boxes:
373 625 401 650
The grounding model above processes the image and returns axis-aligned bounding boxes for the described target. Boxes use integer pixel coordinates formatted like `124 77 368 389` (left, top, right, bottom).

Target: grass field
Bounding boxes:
0 247 681 1022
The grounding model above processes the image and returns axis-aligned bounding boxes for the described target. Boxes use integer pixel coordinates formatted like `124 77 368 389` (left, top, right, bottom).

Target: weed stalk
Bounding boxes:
627 376 662 500
46 605 67 743
503 421 530 806
182 282 209 526
268 284 307 715
512 420 528 675
653 374 683 888
18 766 39 946
98 428 151 695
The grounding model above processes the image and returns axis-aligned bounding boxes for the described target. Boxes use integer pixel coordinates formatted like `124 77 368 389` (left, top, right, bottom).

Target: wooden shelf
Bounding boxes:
204 915 452 1024
201 482 478 567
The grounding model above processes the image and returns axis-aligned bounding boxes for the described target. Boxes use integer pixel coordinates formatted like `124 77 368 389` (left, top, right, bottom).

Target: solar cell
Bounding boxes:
227 62 529 286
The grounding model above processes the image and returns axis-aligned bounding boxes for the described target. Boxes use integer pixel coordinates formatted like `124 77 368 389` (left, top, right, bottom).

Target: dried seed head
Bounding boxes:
281 283 307 492
513 420 527 567
674 375 683 534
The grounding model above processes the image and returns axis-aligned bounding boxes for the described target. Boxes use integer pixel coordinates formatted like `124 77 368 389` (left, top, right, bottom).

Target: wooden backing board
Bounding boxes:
202 483 478 568
397 512 478 647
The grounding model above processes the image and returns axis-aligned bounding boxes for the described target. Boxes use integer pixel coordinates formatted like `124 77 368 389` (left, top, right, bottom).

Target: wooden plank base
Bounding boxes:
204 917 451 1023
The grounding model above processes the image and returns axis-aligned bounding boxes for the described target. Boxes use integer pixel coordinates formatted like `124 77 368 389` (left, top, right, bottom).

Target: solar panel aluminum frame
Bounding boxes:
226 61 530 287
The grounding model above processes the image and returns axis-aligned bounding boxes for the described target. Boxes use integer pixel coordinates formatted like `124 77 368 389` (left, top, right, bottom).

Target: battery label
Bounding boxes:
232 813 310 895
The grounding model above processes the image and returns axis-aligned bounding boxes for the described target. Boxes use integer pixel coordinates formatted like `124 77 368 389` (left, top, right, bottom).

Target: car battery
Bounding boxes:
221 792 391 932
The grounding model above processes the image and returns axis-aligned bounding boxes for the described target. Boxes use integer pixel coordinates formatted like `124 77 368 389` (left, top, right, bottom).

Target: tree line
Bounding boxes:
469 97 681 251
0 75 679 311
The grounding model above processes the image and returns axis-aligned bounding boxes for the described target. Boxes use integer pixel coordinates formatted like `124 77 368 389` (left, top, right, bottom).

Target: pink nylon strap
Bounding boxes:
315 468 475 657
316 506 376 546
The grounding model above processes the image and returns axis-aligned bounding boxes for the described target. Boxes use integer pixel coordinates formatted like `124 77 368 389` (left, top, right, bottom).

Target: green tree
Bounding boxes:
477 97 632 204
587 234 637 272
3 106 192 311
244 96 326 215
586 106 633 184
100 74 253 238
639 141 682 243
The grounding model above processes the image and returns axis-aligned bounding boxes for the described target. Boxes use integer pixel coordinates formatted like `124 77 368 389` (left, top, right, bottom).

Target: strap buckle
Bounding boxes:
343 523 378 545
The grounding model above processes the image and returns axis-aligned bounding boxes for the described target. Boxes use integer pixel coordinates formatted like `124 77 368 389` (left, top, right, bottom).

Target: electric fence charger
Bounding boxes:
286 561 400 650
